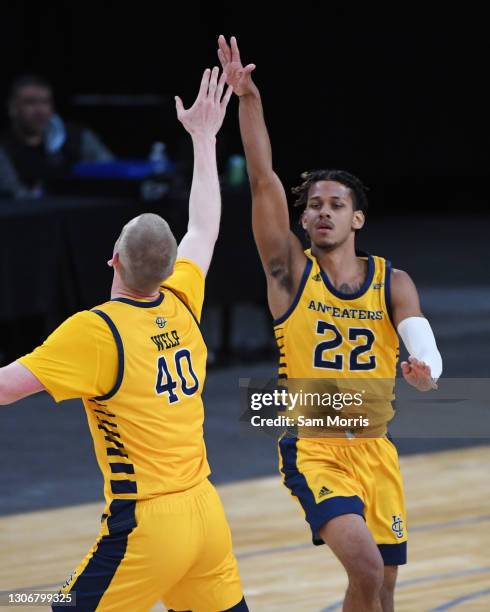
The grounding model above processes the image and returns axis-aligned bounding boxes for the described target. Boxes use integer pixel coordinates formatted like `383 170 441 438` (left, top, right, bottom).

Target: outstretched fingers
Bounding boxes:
221 83 234 109
207 66 219 101
242 63 256 76
215 70 227 103
197 68 211 101
174 95 185 119
230 36 241 63
217 48 226 69
218 35 232 64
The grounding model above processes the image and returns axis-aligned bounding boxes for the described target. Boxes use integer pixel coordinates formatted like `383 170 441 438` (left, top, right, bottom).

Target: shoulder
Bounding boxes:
163 257 205 292
71 309 107 324
161 258 206 321
55 309 113 339
391 268 417 295
389 268 423 324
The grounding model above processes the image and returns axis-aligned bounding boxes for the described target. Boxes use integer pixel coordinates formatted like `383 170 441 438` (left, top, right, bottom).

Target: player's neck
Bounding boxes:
312 242 364 285
112 289 161 301
110 277 160 302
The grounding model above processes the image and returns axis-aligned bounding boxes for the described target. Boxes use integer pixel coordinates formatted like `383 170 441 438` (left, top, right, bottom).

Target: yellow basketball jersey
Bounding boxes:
274 250 399 434
84 287 209 519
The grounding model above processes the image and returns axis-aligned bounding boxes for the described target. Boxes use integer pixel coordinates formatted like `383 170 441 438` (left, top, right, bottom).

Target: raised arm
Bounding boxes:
175 67 233 276
218 36 306 317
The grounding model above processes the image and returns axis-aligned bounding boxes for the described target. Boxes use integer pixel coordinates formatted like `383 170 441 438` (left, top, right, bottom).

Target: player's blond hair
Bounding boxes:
116 213 177 293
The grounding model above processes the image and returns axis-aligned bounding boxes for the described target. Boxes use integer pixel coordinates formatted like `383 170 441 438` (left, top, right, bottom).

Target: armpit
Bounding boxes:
268 258 293 292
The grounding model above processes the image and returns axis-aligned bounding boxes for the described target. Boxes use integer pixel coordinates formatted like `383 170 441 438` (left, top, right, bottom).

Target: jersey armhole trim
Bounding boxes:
384 259 395 328
273 258 313 326
161 285 201 328
91 310 124 401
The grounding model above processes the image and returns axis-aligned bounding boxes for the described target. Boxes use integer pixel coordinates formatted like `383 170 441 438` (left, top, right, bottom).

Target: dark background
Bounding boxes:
1 3 488 210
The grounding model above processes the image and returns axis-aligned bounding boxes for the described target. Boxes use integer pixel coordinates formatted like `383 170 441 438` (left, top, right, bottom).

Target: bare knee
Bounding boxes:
347 554 384 598
319 514 384 599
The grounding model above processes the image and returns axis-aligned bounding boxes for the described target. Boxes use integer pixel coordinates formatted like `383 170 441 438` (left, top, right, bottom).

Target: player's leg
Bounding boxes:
278 436 391 610
53 520 160 611
363 437 407 612
55 486 216 612
278 435 368 544
163 480 248 612
319 514 384 612
380 566 398 612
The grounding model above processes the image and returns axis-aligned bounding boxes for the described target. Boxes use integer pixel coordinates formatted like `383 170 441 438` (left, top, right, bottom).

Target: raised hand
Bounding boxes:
401 356 438 391
217 35 256 97
175 67 233 138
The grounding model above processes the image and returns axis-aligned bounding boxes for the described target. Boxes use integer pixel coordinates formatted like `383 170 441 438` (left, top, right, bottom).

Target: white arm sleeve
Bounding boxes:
397 316 443 380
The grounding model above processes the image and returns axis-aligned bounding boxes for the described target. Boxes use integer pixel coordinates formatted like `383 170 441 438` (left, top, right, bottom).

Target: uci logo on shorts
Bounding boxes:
391 515 404 538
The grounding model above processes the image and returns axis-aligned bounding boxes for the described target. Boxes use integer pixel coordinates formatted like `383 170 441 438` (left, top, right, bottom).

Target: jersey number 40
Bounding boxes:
155 349 199 404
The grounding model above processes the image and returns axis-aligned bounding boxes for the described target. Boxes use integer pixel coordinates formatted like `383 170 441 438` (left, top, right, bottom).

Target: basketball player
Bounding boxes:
218 36 442 612
0 67 249 612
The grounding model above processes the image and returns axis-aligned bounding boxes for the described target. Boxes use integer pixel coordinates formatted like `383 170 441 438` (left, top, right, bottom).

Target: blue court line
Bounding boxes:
320 602 342 611
4 515 490 596
238 541 309 560
236 514 490 561
411 514 490 532
431 587 490 610
320 567 490 611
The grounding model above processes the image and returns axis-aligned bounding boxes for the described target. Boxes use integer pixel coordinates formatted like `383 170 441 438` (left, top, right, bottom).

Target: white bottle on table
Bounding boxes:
149 142 167 174
141 142 169 201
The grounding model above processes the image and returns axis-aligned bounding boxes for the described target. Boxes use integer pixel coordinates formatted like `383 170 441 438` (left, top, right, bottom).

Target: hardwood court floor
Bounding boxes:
1 446 489 611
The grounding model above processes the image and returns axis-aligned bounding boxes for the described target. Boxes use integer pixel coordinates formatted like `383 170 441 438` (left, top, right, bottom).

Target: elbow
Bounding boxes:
200 224 220 247
206 231 219 251
188 219 219 245
249 172 277 192
191 226 219 251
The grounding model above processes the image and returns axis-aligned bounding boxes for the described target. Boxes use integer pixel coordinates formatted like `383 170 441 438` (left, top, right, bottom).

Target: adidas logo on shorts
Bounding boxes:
318 486 333 498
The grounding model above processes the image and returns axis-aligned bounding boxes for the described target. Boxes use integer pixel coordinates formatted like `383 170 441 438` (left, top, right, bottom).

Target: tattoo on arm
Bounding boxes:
269 258 293 292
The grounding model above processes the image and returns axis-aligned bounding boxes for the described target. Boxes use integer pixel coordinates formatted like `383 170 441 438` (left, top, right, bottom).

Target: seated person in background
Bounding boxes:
0 74 113 198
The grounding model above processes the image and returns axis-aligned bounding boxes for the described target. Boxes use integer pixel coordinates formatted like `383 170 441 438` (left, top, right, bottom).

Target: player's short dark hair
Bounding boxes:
292 169 369 213
8 74 52 101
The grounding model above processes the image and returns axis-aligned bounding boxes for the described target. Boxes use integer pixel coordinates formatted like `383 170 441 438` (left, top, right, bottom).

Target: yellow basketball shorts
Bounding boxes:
54 478 246 611
278 435 407 565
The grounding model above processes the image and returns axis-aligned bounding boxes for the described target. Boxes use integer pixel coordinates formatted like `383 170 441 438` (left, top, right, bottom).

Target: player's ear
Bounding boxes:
108 252 119 268
301 210 308 230
352 210 365 231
